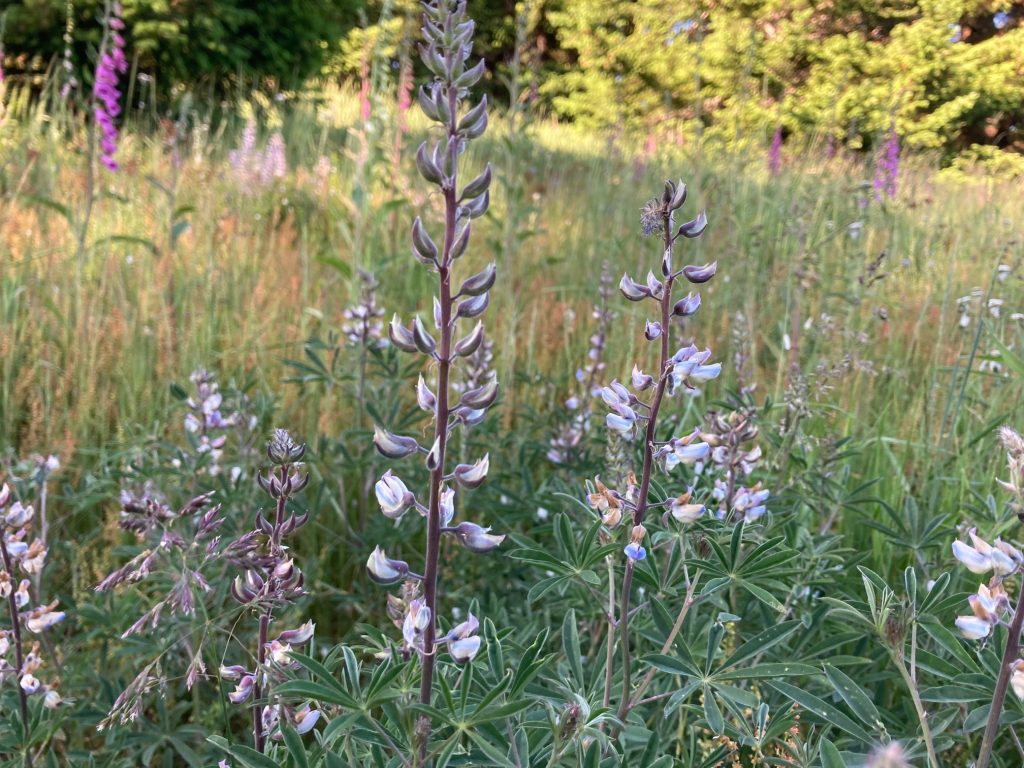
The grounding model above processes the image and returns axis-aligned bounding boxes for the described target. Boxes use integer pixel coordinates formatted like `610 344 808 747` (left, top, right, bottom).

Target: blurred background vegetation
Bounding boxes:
2 0 1023 167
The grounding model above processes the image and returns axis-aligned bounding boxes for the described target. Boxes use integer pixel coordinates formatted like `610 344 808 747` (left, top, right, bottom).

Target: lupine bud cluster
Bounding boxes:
548 265 615 465
93 1 128 172
696 409 771 522
368 3 500 734
342 269 388 348
178 368 257 482
0 482 67 726
220 429 318 750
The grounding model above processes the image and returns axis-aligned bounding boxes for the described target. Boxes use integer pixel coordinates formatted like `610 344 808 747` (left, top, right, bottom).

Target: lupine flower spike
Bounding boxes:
368 1 502 760
959 426 1024 768
0 482 67 750
220 430 317 752
596 179 718 724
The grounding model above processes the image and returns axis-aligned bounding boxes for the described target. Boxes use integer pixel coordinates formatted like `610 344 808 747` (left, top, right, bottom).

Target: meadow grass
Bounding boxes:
1 80 1021 577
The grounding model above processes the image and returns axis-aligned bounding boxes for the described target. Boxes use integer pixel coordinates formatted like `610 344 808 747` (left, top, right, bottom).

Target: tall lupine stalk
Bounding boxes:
954 427 1024 768
0 482 67 768
224 430 316 752
601 181 717 723
368 1 501 761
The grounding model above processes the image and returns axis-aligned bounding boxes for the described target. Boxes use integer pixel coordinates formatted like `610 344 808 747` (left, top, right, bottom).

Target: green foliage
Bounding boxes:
3 0 355 93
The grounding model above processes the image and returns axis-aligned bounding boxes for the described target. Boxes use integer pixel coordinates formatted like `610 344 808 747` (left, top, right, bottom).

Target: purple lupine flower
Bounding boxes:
93 3 129 172
873 122 900 201
768 125 783 176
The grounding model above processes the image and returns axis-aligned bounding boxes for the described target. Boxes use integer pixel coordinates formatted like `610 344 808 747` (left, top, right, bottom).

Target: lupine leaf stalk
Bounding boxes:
368 2 501 763
599 182 716 724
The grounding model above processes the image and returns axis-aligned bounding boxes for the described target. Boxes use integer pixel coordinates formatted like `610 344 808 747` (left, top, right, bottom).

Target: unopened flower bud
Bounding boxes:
373 426 420 460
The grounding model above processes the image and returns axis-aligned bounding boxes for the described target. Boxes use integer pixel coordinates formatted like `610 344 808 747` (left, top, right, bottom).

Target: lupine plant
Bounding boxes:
599 179 717 720
368 0 502 759
953 426 1024 768
220 429 317 752
0 481 66 767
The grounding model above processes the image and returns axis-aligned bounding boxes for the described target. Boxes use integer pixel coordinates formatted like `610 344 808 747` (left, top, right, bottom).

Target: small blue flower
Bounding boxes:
948 23 962 43
994 11 1010 30
624 542 647 561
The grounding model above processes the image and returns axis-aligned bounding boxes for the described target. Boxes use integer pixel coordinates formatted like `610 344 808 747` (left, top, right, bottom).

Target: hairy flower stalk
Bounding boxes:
370 1 500 761
603 181 715 723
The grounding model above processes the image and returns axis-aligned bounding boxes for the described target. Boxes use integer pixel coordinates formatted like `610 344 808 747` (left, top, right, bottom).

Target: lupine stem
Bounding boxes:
616 213 675 723
977 594 1024 768
0 533 33 767
253 483 287 753
253 610 270 753
892 649 939 768
417 80 460 766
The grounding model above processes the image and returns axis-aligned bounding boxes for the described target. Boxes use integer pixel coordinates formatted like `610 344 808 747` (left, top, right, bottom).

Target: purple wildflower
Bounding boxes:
873 122 900 201
994 11 1011 29
768 125 783 176
93 3 129 172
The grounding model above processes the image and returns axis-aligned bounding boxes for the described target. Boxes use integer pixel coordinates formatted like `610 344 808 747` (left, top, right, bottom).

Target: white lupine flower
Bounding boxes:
951 539 991 574
375 471 414 519
955 615 993 640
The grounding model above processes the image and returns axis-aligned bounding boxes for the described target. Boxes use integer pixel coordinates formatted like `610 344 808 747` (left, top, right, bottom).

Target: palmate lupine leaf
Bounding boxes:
768 680 875 744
